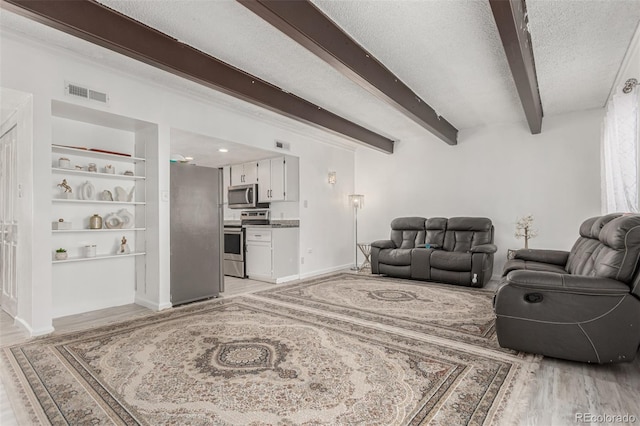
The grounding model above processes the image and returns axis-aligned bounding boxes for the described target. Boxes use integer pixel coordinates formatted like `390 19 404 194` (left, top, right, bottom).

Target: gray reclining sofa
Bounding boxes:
494 213 640 363
371 217 497 287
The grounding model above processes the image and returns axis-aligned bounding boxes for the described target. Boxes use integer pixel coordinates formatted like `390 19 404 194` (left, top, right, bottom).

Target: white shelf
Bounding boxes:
52 145 145 163
52 252 146 264
52 167 145 180
52 199 145 205
52 228 146 233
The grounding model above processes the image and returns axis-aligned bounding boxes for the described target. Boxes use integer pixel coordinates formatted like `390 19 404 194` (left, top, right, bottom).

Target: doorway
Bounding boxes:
0 121 18 317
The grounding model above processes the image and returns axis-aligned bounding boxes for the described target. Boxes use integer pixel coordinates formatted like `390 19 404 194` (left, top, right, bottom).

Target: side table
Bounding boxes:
357 243 372 271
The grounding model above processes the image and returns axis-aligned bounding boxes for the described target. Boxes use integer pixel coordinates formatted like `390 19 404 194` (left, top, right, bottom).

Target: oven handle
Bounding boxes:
224 229 243 234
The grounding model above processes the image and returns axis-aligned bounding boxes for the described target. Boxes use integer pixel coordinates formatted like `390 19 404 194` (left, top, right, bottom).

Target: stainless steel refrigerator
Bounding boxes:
170 163 224 305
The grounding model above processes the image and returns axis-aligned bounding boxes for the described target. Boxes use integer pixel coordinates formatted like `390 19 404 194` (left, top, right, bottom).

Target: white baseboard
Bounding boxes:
14 316 54 337
135 296 172 311
299 263 352 280
275 274 300 284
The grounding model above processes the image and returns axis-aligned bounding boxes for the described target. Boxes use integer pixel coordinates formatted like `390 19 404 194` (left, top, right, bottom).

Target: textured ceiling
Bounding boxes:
311 0 524 129
527 0 640 115
2 0 640 152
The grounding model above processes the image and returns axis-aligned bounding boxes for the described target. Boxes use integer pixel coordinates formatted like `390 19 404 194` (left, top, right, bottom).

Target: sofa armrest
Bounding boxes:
371 240 396 249
513 249 569 266
504 270 630 295
470 243 497 254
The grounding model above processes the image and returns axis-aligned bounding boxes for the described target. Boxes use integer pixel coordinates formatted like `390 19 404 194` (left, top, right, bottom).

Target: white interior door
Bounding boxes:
0 124 18 317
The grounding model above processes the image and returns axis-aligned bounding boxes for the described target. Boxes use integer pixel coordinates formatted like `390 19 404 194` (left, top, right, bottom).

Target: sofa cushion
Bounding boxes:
568 214 624 275
378 248 413 266
389 217 426 249
580 213 622 240
430 251 472 272
578 216 599 238
593 215 640 284
565 238 601 276
443 217 493 252
425 217 447 247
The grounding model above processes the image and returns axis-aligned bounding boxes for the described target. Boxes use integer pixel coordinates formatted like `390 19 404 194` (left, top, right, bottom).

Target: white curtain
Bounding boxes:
601 87 640 214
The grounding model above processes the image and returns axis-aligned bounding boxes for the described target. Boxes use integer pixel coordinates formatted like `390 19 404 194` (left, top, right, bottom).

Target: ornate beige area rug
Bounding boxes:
2 277 539 425
253 273 508 352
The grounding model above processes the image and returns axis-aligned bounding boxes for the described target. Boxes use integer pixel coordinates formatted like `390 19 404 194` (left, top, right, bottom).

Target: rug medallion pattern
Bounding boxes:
2 276 538 425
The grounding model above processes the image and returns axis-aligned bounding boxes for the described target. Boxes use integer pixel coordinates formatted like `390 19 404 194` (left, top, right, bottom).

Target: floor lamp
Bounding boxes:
349 194 364 271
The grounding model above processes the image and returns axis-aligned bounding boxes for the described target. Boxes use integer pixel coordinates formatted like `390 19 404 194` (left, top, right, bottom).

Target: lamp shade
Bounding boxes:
349 194 364 209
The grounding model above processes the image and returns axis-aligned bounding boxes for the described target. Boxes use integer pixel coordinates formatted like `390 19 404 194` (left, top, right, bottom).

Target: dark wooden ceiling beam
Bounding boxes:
1 0 394 153
238 0 458 146
489 0 543 134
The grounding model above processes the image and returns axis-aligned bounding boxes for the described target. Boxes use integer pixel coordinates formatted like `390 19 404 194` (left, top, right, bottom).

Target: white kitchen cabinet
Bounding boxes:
245 227 299 283
257 159 271 202
257 156 299 203
246 241 272 279
230 161 258 186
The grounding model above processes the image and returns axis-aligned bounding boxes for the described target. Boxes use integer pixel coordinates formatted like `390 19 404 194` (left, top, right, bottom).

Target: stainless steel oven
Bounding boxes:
223 226 245 278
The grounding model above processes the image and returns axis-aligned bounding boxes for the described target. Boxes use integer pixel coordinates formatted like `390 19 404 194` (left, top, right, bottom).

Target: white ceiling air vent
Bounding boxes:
65 82 109 105
275 140 290 151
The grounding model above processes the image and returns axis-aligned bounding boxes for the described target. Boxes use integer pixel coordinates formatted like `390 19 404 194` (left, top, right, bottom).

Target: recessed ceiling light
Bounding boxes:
218 148 229 153
170 154 186 163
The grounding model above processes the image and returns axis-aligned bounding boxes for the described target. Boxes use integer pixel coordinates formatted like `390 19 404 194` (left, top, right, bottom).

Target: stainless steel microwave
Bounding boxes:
228 184 268 209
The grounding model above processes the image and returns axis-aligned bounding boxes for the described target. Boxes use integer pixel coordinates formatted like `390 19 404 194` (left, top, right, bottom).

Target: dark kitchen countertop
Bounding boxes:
224 220 299 229
243 223 299 229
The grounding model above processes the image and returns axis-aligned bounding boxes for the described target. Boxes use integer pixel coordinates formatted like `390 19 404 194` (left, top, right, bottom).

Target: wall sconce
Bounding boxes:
328 171 337 184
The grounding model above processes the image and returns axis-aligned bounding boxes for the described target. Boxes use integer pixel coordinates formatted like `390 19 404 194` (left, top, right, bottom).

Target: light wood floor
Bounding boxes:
1 273 639 425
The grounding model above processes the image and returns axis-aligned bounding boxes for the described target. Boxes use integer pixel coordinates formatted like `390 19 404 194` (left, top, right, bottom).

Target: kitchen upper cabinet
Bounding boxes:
230 161 257 186
257 156 299 203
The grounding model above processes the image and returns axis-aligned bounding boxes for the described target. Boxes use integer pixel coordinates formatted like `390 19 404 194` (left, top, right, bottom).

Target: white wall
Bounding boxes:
1 31 355 332
356 109 603 276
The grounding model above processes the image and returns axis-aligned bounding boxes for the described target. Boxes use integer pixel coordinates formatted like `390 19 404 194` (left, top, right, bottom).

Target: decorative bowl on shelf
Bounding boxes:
58 157 71 169
52 219 72 230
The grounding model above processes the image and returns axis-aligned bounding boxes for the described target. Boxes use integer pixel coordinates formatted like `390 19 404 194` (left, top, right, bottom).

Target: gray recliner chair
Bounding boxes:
494 213 640 363
371 217 426 279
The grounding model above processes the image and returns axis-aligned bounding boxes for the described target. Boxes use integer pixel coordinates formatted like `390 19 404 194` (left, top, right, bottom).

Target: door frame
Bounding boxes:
0 117 18 317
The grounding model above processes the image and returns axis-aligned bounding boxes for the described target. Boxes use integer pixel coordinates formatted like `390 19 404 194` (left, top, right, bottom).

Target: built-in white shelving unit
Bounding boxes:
50 100 153 319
